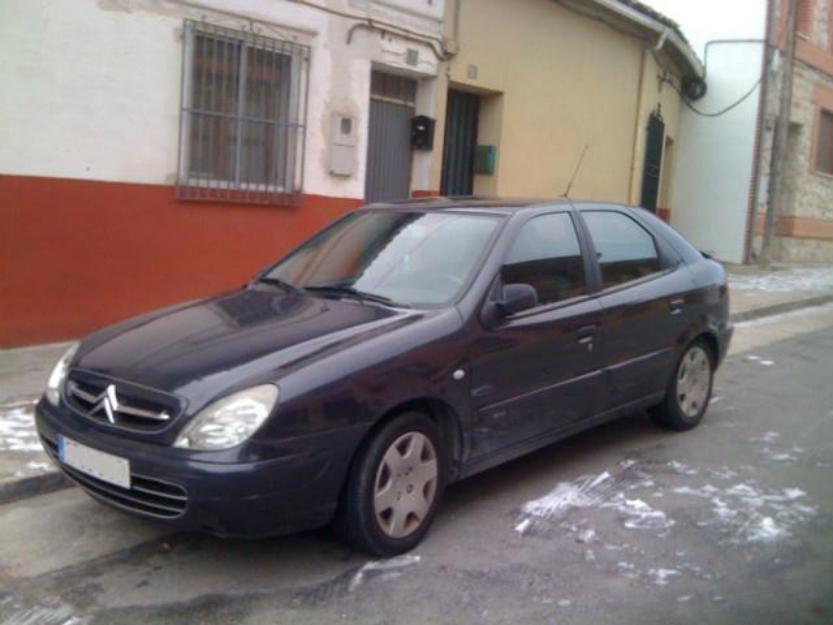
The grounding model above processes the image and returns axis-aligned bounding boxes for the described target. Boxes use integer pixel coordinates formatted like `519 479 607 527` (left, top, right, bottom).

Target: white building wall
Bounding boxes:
646 0 768 263
0 0 443 199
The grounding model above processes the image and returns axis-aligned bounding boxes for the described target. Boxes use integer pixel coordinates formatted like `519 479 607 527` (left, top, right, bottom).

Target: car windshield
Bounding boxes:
262 210 501 307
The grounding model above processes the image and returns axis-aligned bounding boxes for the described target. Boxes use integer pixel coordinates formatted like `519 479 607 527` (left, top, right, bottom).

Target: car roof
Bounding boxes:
360 196 625 216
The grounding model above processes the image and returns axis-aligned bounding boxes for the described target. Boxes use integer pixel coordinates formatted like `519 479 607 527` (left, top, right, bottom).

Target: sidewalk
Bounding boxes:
2 264 832 503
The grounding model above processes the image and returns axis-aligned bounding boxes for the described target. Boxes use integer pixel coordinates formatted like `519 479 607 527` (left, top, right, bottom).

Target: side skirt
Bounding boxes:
456 391 665 481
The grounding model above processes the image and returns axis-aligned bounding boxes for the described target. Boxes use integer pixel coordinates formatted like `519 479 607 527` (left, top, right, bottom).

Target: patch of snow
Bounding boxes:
751 431 781 444
520 470 673 534
602 494 674 532
667 460 698 476
746 517 788 543
648 568 681 585
557 599 572 607
0 406 41 452
576 528 596 543
760 360 775 367
674 481 814 544
522 471 612 519
729 267 833 293
348 555 420 592
515 518 532 535
677 595 693 602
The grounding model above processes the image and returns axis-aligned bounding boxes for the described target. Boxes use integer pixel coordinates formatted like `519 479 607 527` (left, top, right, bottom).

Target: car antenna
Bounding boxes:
562 144 589 199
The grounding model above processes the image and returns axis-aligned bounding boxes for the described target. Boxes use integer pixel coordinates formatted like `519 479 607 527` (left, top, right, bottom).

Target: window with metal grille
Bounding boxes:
816 108 833 175
177 21 309 204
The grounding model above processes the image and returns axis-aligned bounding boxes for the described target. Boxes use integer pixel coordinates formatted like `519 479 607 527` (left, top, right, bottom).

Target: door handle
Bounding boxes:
575 324 598 337
575 325 598 352
669 298 685 316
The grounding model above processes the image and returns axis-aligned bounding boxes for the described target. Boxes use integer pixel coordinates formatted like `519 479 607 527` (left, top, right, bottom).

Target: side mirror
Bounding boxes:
496 283 538 317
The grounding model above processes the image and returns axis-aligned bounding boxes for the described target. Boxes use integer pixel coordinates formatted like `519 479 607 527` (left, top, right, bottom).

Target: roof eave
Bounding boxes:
590 0 705 79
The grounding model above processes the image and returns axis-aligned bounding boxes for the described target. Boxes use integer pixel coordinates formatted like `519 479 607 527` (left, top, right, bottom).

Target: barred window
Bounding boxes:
177 21 309 204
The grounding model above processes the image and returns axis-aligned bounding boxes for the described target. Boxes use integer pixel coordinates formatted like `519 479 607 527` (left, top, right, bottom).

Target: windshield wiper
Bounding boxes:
303 285 408 308
256 276 304 295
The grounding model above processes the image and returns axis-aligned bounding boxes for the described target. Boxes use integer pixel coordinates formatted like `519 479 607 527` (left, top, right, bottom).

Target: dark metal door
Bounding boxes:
441 90 480 196
365 72 416 203
640 111 665 213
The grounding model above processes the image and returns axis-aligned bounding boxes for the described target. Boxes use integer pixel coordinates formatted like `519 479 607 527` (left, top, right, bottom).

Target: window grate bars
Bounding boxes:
176 20 310 205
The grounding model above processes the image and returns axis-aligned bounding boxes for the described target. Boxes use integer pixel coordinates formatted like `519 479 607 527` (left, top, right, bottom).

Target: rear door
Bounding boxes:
578 208 693 410
467 211 605 459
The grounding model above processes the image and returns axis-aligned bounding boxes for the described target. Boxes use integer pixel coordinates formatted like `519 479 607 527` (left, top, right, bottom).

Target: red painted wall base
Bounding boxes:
0 175 362 347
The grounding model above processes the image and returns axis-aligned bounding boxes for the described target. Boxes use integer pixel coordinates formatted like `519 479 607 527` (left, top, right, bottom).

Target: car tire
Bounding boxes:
651 339 715 431
334 412 447 557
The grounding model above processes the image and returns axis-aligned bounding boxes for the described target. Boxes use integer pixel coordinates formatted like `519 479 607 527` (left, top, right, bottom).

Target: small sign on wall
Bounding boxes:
474 145 496 175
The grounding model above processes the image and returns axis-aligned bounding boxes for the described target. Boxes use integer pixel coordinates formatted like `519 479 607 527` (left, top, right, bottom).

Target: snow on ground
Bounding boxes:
514 446 818 587
729 266 833 293
0 401 40 453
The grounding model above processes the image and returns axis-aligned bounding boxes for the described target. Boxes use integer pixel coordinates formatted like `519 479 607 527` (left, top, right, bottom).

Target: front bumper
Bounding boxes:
716 321 734 367
35 399 367 537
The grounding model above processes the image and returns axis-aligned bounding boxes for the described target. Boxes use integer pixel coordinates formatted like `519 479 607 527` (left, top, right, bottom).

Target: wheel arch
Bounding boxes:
344 396 466 490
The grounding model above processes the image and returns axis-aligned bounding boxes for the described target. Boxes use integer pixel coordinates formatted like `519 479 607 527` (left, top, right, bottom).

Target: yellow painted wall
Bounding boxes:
433 0 685 206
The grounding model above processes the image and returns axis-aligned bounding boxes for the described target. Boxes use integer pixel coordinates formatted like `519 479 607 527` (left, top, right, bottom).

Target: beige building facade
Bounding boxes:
425 0 702 219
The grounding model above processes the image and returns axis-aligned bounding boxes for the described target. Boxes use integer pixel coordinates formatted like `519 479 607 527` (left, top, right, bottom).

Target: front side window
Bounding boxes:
501 213 587 306
583 211 661 288
177 21 309 204
264 211 501 307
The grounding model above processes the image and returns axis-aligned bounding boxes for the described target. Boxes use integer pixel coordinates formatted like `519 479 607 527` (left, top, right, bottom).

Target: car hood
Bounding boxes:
74 286 416 401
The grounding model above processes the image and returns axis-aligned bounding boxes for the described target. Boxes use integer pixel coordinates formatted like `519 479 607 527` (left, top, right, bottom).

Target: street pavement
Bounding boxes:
1 302 832 624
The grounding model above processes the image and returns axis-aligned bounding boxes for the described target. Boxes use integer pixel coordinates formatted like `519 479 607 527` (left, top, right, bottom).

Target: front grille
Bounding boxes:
41 435 188 519
65 377 178 432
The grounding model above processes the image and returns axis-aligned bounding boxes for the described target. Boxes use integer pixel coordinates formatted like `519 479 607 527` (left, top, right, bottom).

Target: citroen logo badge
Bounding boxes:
90 384 120 424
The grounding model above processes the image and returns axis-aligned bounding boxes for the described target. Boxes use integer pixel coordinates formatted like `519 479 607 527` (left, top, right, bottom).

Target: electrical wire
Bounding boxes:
670 73 764 118
555 0 765 119
650 46 764 118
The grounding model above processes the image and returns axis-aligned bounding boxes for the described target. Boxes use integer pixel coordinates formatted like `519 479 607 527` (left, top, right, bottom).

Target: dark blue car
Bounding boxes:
36 198 732 556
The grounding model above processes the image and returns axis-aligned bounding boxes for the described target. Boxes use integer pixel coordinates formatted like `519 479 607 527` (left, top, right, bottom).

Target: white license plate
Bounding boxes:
58 435 131 489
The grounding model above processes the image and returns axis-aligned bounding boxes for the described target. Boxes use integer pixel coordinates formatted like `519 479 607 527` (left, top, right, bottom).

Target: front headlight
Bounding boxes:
174 385 279 450
46 342 79 406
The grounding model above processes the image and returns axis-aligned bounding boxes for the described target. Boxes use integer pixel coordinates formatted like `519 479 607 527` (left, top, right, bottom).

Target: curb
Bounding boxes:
731 293 833 323
3 292 833 506
0 470 71 506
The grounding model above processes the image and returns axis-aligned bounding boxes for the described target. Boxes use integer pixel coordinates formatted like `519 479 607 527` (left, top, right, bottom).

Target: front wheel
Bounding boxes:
334 412 446 556
651 340 714 431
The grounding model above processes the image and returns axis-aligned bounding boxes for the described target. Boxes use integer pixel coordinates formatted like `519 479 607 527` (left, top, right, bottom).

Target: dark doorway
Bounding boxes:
640 111 665 213
365 72 417 203
441 90 480 196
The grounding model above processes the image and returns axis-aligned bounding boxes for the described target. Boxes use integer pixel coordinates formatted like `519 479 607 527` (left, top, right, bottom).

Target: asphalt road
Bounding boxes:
2 306 833 625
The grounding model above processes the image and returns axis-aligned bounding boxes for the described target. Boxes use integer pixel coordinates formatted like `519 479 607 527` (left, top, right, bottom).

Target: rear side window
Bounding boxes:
501 213 586 305
583 211 661 288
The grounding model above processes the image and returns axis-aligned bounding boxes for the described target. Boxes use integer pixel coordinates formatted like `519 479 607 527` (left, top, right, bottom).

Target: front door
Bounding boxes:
467 212 605 459
441 90 480 196
365 72 416 203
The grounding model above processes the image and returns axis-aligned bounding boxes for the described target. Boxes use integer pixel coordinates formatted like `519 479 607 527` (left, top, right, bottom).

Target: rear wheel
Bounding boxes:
651 340 714 431
334 412 446 556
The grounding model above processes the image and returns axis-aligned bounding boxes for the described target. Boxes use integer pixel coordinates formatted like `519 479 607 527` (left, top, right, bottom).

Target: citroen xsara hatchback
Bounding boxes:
36 198 732 556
